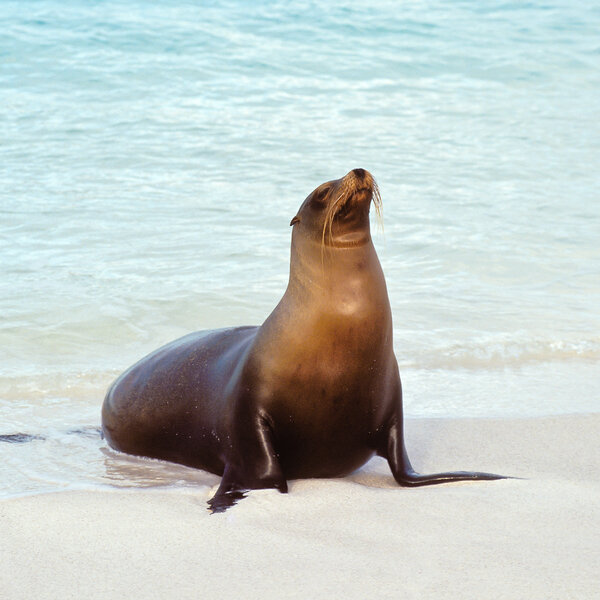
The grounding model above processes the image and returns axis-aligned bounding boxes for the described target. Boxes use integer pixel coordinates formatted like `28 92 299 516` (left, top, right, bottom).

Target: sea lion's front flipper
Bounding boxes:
207 409 288 513
379 416 506 487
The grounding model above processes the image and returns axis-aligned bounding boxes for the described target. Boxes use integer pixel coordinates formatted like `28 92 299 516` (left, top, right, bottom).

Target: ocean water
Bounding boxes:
1 0 599 497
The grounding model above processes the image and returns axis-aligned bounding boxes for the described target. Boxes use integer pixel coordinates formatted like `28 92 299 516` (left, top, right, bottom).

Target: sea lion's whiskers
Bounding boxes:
320 199 336 266
320 187 348 263
372 181 384 233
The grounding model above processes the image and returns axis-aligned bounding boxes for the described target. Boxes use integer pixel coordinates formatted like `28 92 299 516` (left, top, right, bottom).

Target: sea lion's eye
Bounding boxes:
311 185 331 208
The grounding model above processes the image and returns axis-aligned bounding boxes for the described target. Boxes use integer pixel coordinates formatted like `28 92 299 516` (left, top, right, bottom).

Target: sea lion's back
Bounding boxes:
101 326 257 468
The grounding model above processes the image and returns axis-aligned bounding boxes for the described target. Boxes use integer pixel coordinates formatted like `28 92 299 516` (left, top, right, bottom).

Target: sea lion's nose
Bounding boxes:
352 168 366 179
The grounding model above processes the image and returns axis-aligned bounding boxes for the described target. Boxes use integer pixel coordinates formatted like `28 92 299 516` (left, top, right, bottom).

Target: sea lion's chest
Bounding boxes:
245 323 388 477
254 312 386 411
266 365 379 478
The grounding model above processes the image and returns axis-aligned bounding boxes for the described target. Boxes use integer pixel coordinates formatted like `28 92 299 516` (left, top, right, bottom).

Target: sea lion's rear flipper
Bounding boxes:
207 409 288 513
378 415 507 487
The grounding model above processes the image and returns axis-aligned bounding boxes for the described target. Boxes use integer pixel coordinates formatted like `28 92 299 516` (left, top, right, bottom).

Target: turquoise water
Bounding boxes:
1 1 599 496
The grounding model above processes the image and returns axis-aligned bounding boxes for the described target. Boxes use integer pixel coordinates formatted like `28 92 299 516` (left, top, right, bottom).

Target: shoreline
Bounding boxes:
1 414 599 599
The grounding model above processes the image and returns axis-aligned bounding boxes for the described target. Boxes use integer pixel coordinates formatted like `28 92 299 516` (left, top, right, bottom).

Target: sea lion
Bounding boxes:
102 168 505 512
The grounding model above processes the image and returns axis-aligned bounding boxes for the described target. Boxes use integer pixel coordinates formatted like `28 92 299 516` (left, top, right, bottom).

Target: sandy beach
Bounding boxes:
1 414 598 599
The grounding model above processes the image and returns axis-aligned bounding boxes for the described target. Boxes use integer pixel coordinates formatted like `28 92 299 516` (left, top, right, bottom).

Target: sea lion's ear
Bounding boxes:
290 216 300 226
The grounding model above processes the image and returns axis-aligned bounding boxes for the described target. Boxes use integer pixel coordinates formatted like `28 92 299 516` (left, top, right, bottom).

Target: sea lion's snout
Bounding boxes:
343 168 375 197
346 168 372 186
339 168 377 206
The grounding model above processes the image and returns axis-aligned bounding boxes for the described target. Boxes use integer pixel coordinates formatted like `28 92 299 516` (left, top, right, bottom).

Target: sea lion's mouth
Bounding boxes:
334 180 380 220
334 188 371 219
351 186 374 201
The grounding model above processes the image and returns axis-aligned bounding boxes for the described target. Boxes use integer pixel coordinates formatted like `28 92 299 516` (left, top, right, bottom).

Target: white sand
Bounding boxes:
1 414 599 600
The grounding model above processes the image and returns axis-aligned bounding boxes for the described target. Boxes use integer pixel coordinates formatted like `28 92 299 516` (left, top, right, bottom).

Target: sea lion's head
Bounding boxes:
290 168 382 249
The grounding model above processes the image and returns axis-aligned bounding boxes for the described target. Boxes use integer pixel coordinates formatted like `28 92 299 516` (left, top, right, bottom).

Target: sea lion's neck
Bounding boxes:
252 235 392 373
283 236 390 316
